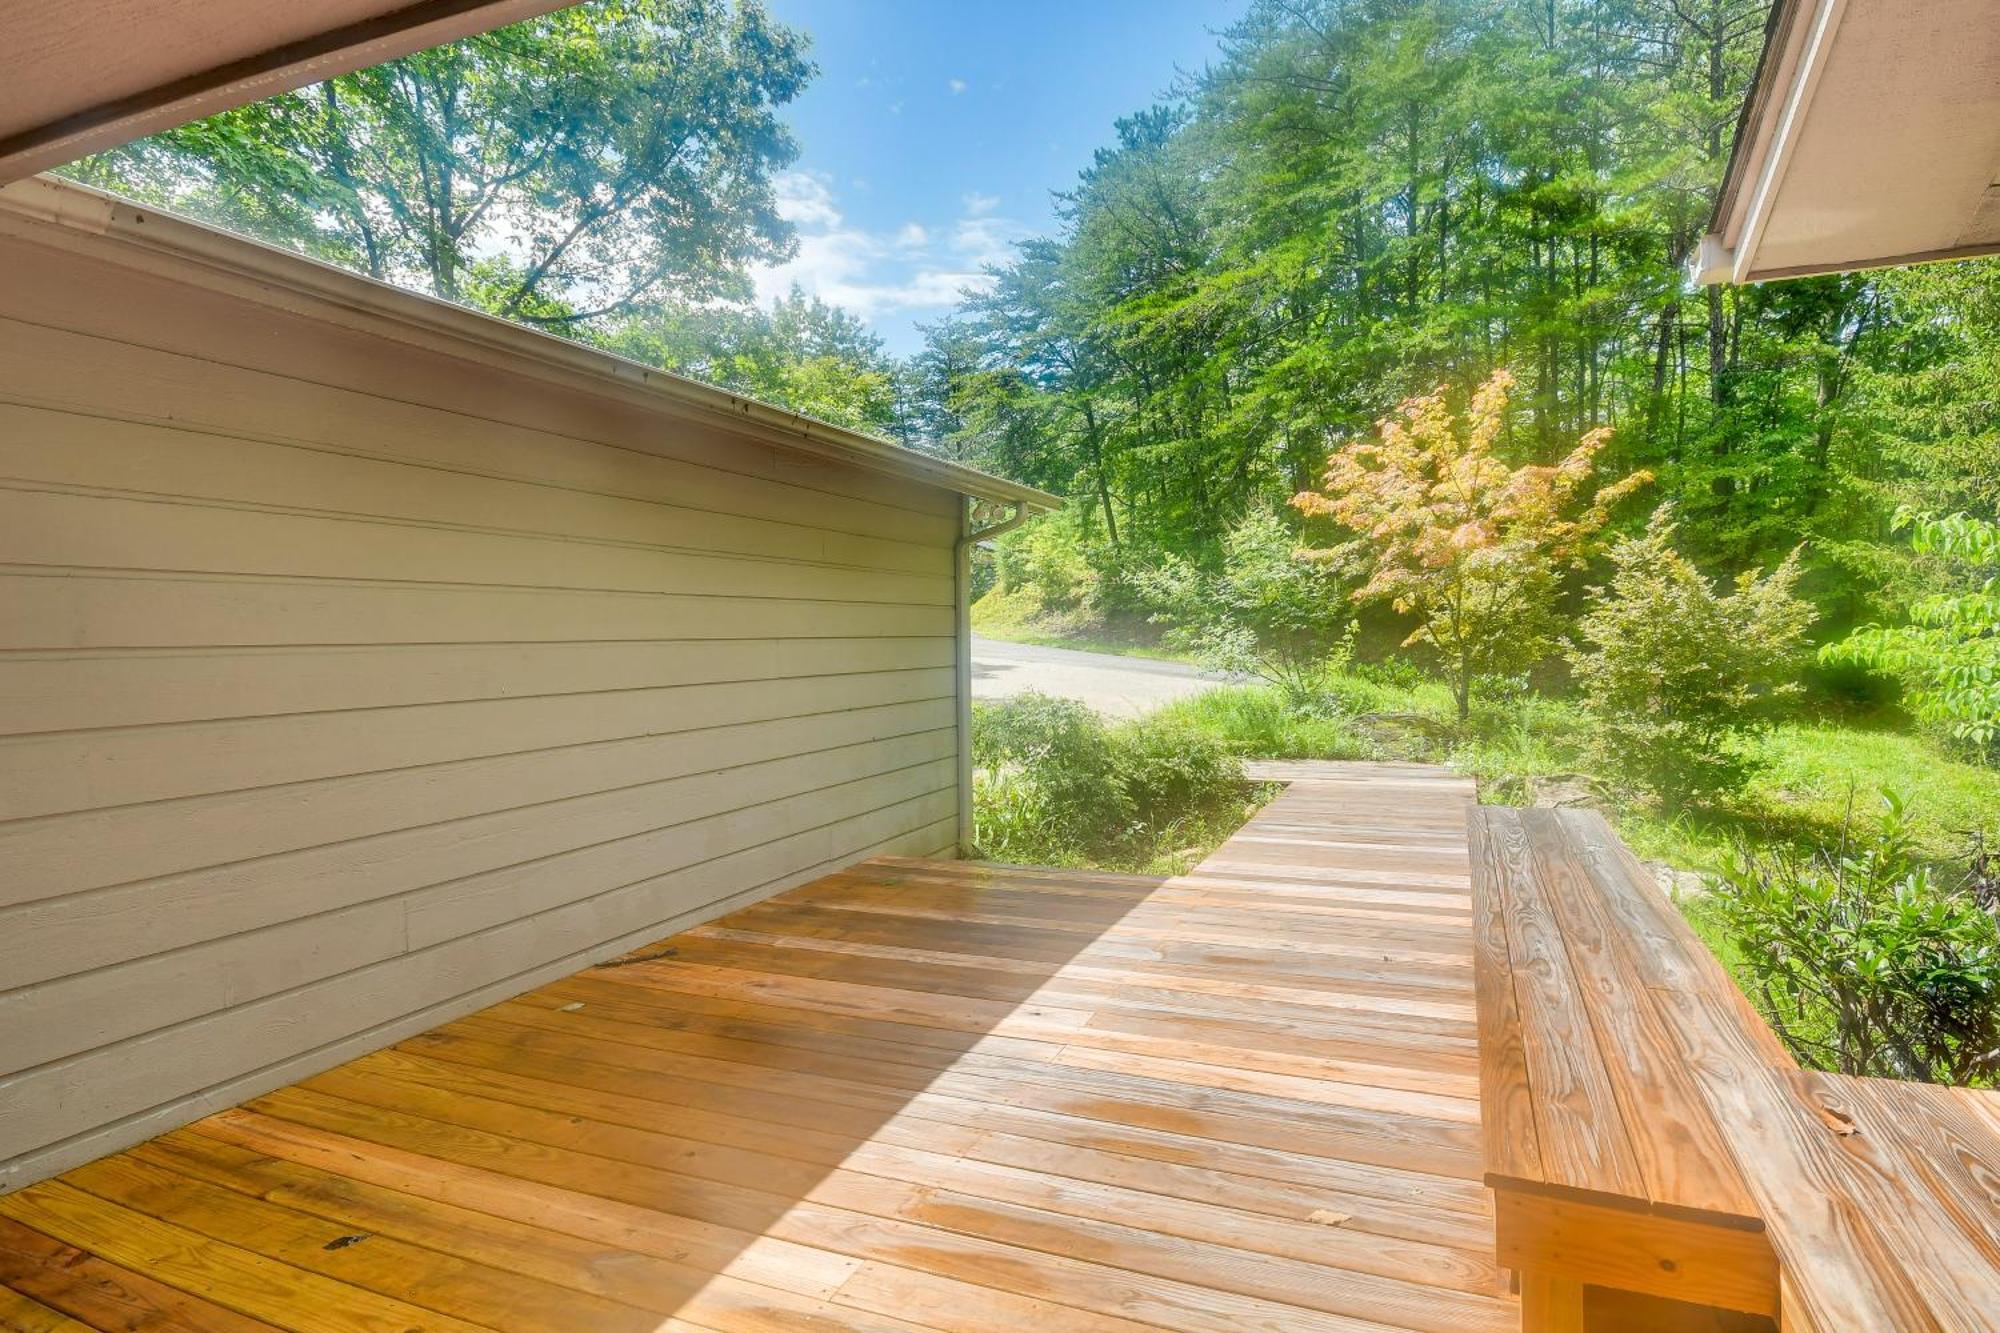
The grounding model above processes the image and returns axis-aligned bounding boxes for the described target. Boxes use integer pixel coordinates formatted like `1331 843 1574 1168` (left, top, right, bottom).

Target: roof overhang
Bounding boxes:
0 1 578 184
1696 0 2000 285
0 175 1058 513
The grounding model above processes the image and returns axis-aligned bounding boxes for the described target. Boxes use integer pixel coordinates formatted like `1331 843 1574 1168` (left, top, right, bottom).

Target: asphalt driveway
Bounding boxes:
970 635 1236 719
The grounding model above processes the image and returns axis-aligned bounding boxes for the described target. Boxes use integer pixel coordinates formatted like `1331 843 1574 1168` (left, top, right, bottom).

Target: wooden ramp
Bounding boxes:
0 761 1511 1331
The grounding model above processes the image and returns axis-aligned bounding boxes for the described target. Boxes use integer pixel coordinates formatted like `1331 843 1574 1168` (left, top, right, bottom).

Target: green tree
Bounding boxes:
596 287 901 435
1293 370 1650 720
66 0 810 325
1825 512 2000 751
1131 509 1354 705
1569 506 1814 805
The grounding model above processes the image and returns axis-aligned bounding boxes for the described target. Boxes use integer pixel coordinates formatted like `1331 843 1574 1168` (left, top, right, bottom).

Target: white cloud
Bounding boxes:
948 77 968 95
751 177 1030 322
953 215 1026 271
772 170 842 229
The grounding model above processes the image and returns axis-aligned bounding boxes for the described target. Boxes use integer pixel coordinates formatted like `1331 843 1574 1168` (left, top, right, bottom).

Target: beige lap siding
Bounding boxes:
0 223 966 1189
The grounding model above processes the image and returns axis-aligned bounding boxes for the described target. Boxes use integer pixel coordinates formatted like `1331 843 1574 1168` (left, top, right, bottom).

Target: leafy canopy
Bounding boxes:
1825 511 2000 751
1292 370 1649 717
1131 508 1354 706
67 0 810 324
596 287 902 436
1569 506 1815 806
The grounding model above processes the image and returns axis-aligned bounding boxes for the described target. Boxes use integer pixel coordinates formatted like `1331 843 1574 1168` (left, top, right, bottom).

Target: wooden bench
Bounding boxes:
1470 806 2000 1331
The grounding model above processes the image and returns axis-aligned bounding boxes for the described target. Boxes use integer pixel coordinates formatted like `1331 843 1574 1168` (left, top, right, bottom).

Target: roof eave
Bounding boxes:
0 1 579 184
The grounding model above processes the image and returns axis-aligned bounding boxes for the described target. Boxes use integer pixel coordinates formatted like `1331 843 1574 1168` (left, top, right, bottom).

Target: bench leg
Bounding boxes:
1519 1271 1586 1332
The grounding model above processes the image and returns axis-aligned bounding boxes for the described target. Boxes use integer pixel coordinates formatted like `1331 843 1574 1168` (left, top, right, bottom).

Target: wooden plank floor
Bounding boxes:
0 761 1512 1332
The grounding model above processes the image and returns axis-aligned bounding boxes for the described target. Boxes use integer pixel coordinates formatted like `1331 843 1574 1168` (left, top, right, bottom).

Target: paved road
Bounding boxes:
970 635 1236 719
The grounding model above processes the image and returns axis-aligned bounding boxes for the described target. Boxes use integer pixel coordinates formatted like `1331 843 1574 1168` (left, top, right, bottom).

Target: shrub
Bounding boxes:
994 513 1099 611
1292 369 1650 720
1109 719 1242 831
1824 509 2000 753
1568 506 1815 807
1716 791 2000 1085
970 693 1250 868
971 694 1127 854
1130 508 1355 707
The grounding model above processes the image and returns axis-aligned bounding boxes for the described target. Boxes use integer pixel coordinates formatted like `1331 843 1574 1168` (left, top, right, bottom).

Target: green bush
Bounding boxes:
1716 791 2000 1085
1110 720 1242 831
1824 510 2000 753
970 693 1250 869
1130 508 1355 707
994 513 1100 611
1568 506 1814 807
971 693 1128 854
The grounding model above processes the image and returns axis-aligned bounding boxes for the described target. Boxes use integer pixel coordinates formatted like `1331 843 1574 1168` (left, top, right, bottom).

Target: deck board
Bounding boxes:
0 760 1512 1331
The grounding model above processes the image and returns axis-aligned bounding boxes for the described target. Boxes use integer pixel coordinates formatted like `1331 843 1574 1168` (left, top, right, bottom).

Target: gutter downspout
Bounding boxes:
953 498 1032 856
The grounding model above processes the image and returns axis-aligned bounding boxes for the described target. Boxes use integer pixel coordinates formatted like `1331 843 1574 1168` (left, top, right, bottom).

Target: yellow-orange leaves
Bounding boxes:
1292 369 1649 717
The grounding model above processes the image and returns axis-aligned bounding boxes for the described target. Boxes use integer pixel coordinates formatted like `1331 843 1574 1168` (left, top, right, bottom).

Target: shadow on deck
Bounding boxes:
0 761 1513 1331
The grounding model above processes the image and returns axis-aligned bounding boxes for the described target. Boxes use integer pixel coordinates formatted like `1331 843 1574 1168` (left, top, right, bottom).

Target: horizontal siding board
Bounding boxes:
0 271 960 525
0 746 956 1070
0 572 955 650
0 488 956 605
0 400 953 575
0 813 960 1194
0 637 953 734
0 699 954 904
0 740 957 990
0 792 958 1169
0 224 969 1189
0 666 954 819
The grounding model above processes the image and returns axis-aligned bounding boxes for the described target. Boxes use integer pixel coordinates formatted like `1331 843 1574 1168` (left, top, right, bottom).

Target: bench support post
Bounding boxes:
1518 1271 1585 1331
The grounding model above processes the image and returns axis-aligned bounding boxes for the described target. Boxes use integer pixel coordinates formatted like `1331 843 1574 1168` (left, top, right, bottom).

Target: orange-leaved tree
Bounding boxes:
1291 370 1650 720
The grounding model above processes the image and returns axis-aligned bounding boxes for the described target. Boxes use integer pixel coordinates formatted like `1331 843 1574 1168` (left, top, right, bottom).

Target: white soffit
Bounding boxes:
0 0 576 184
1697 0 2000 284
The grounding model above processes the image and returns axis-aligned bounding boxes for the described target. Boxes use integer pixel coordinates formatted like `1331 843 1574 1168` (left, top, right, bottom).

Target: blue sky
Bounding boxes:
755 0 1237 355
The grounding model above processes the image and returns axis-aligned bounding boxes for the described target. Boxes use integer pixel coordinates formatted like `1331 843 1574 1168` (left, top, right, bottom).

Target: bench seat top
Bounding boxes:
1471 805 2000 1331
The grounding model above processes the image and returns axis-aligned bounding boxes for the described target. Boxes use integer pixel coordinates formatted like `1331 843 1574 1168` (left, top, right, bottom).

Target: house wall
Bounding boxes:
0 221 964 1190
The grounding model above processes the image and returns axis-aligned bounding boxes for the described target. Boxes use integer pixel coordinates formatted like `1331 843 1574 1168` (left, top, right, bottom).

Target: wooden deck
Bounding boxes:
0 761 1512 1332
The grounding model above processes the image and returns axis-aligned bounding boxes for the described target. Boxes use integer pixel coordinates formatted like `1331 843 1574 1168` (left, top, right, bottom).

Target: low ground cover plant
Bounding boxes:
971 693 1259 872
1714 792 2000 1085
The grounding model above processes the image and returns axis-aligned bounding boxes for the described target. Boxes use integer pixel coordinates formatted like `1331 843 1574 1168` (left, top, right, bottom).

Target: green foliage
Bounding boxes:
1570 507 1816 806
1825 511 2000 751
66 0 810 324
992 515 1102 614
1150 687 1380 763
1295 371 1649 719
595 288 902 435
1109 720 1244 832
902 0 2000 689
969 694 1251 870
1131 509 1355 705
971 694 1128 855
1716 792 2000 1085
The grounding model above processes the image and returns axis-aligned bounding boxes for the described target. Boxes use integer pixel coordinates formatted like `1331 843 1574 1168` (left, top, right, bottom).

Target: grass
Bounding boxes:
970 586 1201 664
1149 672 2000 881
976 598 2000 879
